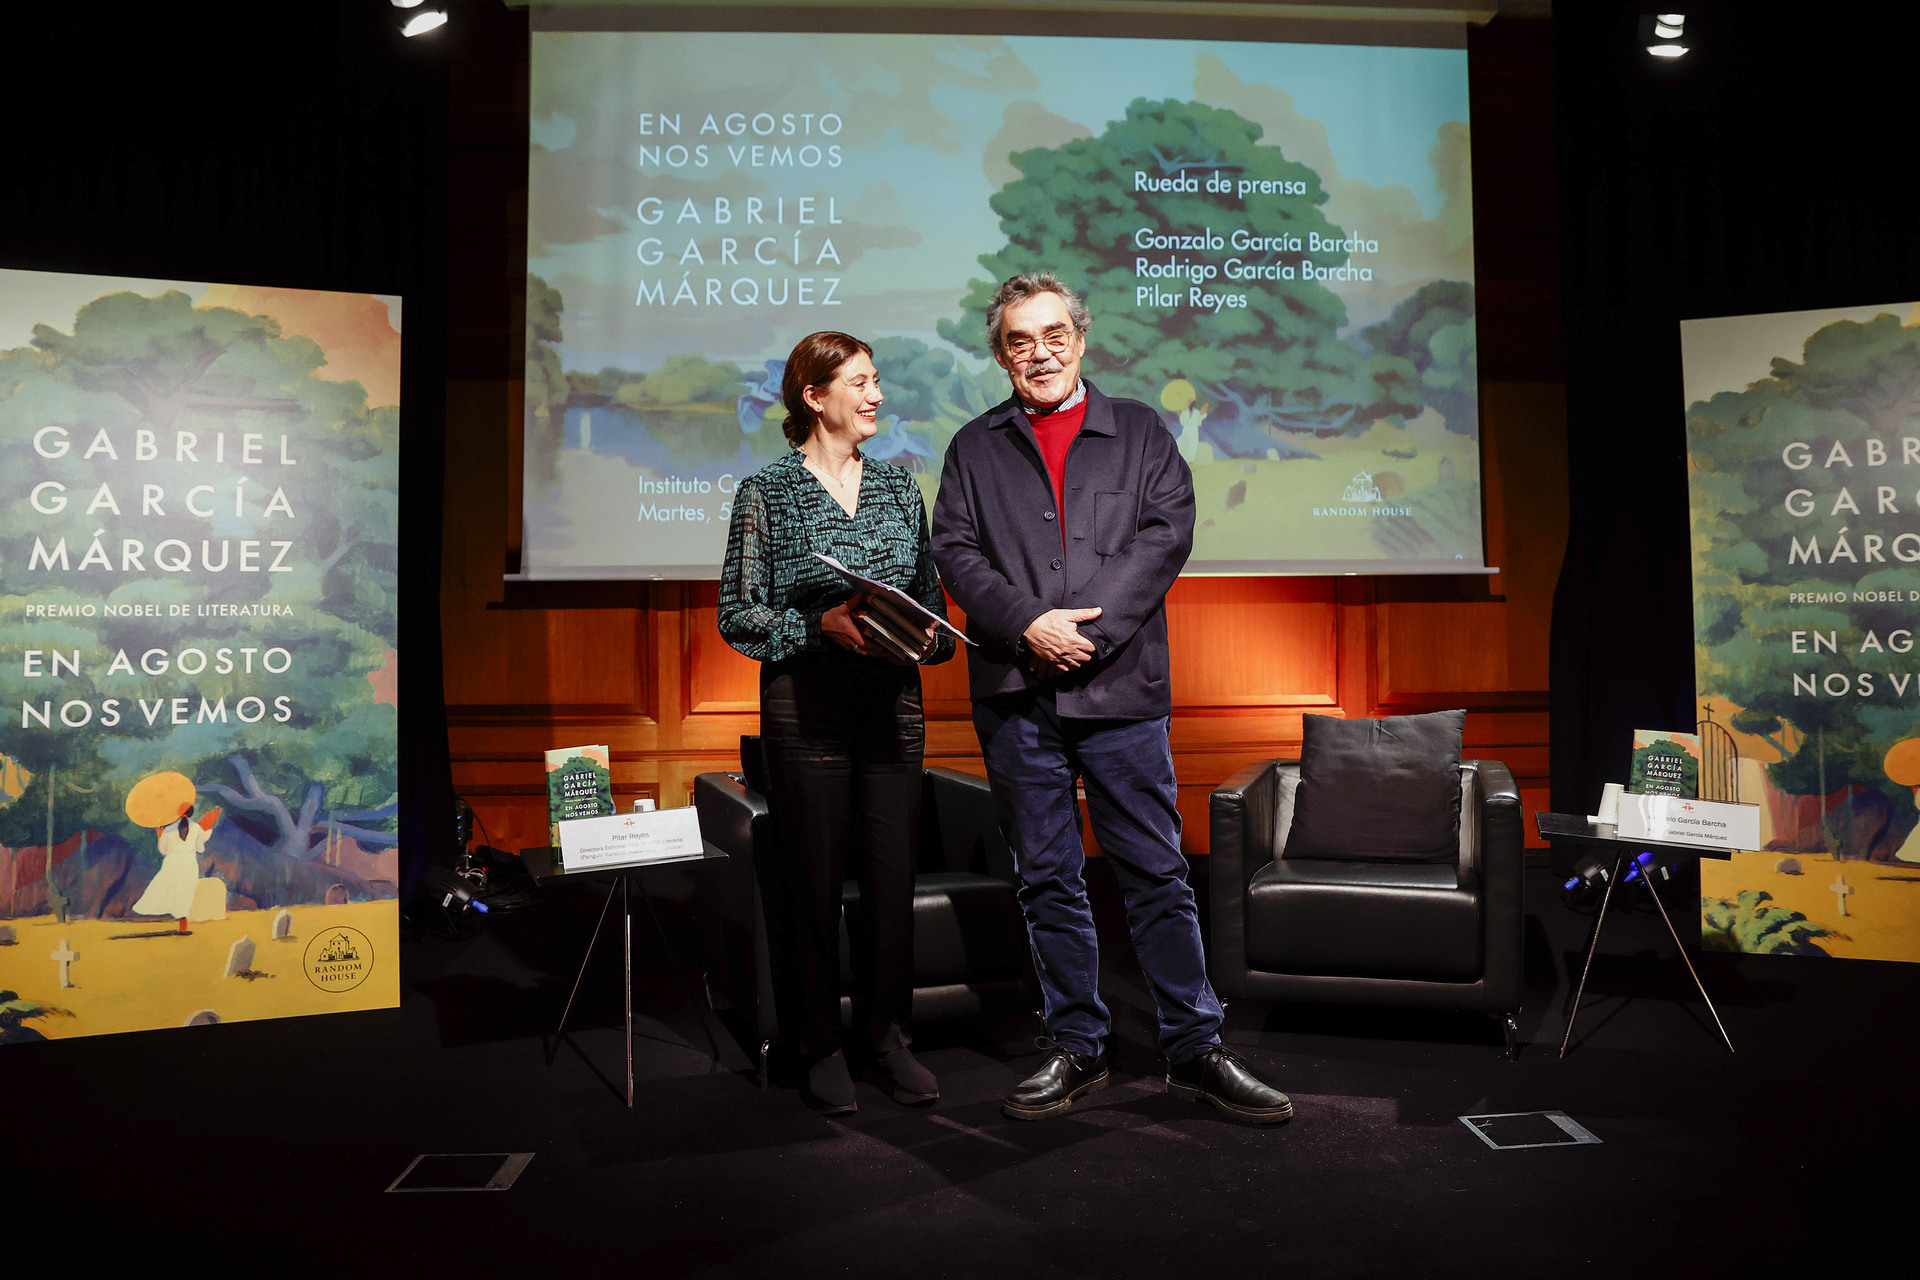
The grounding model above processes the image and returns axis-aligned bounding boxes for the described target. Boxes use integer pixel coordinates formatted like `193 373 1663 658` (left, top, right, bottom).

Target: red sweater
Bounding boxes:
1029 396 1087 541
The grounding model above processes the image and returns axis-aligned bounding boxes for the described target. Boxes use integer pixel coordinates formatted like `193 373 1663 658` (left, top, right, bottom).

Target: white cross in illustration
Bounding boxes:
51 939 79 988
1829 875 1854 918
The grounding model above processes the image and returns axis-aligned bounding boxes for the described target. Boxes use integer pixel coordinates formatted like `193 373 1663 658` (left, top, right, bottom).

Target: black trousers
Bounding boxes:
759 655 923 1058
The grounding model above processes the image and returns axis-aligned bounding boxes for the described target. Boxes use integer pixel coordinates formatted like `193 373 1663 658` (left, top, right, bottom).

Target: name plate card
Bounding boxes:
1615 794 1761 852
557 806 704 872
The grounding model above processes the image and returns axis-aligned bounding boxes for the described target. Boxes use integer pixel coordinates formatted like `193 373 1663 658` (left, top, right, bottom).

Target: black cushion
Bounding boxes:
1245 858 1481 980
1284 709 1464 862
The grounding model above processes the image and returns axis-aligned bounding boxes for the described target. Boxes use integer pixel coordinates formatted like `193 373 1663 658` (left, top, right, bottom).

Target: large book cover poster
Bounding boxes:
1682 303 1920 961
0 269 401 1041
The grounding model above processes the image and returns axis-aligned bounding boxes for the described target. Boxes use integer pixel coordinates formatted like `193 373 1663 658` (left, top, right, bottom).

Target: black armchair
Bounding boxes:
1208 758 1525 1054
694 740 1032 1078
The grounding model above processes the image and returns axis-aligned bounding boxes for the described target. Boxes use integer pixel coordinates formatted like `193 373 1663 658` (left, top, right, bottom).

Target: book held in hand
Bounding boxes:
812 552 973 654
546 744 615 856
806 552 967 652
1629 729 1701 797
855 592 938 664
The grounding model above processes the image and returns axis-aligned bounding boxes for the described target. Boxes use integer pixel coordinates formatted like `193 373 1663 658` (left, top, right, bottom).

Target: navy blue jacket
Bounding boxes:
931 380 1194 720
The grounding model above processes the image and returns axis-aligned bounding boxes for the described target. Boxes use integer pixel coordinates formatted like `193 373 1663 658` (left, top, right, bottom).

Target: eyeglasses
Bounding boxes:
1001 329 1076 361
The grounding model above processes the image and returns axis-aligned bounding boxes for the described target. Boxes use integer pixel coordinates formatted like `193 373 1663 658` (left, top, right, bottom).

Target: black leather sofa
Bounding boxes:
1208 758 1525 1053
693 739 1032 1077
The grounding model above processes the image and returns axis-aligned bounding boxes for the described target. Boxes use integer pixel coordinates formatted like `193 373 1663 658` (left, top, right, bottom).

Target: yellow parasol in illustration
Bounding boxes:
1883 738 1920 864
126 772 223 932
1159 379 1210 463
125 771 197 829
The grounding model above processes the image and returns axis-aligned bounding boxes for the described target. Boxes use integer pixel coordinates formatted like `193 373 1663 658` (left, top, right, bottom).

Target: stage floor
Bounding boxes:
5 863 1914 1278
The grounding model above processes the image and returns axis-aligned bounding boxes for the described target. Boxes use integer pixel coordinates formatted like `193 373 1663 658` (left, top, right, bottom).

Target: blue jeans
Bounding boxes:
973 693 1224 1063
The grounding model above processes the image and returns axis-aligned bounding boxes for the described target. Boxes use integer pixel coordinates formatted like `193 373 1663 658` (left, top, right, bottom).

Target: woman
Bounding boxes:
718 331 955 1114
127 770 221 932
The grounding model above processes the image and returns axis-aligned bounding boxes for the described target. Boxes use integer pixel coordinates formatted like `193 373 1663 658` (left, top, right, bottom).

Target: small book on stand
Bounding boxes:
1628 729 1701 798
546 744 615 861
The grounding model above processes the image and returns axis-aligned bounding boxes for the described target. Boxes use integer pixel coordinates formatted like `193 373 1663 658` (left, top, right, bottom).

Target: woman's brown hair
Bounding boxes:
779 331 874 448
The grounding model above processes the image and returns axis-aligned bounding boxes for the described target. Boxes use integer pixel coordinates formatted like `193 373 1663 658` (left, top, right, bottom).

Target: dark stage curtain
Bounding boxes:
0 3 454 893
1549 2 1920 813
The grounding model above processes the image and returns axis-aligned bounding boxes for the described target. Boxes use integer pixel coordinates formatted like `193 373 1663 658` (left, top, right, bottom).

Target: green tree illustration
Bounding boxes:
869 337 1006 428
525 273 567 493
937 98 1422 440
1701 891 1843 956
1629 741 1700 796
1360 280 1478 434
866 336 1010 463
0 990 74 1045
614 353 746 410
607 354 763 468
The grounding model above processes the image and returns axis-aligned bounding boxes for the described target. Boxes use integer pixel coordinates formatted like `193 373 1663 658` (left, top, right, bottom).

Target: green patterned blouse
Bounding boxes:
718 449 955 666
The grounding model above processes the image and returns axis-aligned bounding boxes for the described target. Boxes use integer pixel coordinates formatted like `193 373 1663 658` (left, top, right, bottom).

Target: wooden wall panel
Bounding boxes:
1166 578 1339 707
444 563 1565 847
685 584 759 714
918 602 976 714
537 609 650 707
1381 603 1510 693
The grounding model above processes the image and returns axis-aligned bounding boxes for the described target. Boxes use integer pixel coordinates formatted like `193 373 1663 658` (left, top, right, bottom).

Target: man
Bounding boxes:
931 273 1291 1124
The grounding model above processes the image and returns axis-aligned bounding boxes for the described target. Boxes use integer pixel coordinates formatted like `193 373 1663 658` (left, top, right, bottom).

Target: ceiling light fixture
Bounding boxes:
402 9 448 37
1641 13 1689 59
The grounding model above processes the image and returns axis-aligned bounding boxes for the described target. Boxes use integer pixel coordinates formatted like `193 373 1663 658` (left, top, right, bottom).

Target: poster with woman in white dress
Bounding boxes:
0 268 402 1041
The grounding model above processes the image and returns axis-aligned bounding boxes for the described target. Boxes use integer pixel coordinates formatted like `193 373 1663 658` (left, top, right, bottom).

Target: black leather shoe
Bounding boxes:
1002 1045 1108 1120
1165 1045 1292 1124
803 1051 857 1115
868 1046 938 1106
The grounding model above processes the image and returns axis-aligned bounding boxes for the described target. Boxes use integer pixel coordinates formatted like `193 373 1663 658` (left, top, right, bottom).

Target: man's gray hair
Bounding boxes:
984 272 1091 351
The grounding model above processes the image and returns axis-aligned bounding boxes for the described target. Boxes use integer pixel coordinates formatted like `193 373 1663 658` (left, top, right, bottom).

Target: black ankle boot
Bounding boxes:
804 1051 856 1115
869 1046 938 1105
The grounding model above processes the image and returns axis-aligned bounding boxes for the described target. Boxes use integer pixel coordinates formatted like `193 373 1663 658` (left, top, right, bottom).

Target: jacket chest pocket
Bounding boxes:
1092 489 1139 556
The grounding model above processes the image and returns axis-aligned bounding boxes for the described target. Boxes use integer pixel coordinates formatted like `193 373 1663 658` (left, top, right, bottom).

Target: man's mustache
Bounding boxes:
1024 356 1064 375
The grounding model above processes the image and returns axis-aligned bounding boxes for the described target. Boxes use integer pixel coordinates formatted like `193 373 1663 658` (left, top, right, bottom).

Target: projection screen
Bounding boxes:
522 24 1484 578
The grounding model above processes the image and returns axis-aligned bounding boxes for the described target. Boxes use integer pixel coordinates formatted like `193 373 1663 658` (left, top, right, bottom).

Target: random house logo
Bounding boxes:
1314 471 1413 518
303 926 374 993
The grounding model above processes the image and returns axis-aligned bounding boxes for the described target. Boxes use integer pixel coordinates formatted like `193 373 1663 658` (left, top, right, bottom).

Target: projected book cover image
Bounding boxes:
1628 731 1701 798
522 28 1483 578
546 745 615 851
